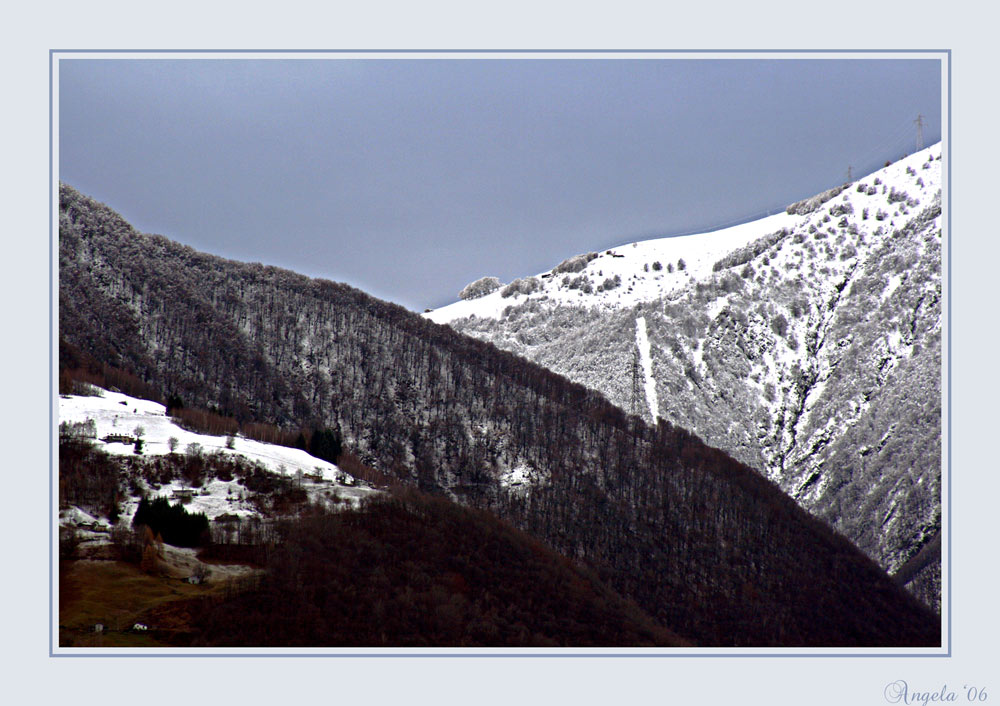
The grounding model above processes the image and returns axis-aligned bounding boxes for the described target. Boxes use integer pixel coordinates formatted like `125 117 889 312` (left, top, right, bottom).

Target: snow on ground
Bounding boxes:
59 387 379 526
60 506 112 529
426 210 806 325
498 462 549 495
634 316 659 421
125 478 259 521
426 145 942 327
60 388 350 483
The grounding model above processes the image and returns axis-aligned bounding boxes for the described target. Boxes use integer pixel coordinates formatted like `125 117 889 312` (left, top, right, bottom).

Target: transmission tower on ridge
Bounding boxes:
915 114 925 151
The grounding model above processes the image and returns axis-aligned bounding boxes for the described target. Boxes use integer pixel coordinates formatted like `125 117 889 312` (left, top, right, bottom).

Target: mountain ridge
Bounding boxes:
58 180 940 646
430 147 943 610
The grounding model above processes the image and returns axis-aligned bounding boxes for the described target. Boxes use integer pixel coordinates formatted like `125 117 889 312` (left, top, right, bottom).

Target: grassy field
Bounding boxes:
59 558 250 648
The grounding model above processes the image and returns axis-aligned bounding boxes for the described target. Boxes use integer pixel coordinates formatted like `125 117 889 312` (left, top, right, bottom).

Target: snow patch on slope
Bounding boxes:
635 316 659 421
426 212 806 325
59 388 380 526
499 463 549 495
60 388 349 482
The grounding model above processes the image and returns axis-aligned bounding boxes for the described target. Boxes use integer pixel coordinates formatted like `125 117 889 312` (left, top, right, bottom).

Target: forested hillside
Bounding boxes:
186 489 691 648
58 183 939 646
434 148 943 610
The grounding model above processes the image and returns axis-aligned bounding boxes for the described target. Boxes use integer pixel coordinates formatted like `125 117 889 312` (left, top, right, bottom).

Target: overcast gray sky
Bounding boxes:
58 56 942 311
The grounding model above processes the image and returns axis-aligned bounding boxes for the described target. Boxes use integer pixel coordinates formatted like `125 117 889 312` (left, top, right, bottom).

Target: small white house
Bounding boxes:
172 488 195 504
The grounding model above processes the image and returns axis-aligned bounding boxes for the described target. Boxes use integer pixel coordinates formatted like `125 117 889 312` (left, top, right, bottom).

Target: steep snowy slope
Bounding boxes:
431 147 944 610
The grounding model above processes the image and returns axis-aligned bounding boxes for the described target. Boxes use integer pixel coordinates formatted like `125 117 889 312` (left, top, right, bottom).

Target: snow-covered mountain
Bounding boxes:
429 146 943 610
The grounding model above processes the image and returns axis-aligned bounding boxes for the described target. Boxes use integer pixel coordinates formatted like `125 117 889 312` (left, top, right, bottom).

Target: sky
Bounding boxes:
58 56 942 311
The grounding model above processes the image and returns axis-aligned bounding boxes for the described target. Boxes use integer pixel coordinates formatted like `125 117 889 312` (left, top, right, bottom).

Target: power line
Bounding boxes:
848 116 918 175
609 113 935 252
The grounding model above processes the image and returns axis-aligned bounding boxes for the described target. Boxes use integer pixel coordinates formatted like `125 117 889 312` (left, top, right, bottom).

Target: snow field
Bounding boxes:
59 387 378 525
427 145 942 328
60 388 349 482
